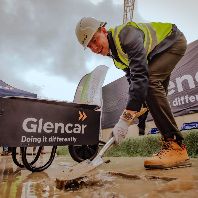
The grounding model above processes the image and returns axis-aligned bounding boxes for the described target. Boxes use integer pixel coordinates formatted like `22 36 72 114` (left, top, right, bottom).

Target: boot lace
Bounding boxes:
156 141 173 158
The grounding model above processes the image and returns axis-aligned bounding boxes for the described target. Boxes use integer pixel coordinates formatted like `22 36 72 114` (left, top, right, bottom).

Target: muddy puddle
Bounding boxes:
0 156 197 198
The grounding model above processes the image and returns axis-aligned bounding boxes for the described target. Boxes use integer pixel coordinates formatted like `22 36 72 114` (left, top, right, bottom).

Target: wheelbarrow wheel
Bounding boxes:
68 144 99 163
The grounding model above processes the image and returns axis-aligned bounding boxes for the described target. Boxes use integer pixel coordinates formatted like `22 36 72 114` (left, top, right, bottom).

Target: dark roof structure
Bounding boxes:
0 80 37 98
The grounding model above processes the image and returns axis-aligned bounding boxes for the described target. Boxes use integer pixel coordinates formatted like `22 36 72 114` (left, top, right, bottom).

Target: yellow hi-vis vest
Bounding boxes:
109 22 173 70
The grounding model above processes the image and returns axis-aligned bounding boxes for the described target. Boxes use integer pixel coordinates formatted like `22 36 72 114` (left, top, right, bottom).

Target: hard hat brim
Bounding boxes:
83 21 107 50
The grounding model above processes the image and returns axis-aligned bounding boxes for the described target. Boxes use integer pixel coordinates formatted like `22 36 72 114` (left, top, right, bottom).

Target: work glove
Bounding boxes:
112 118 130 144
112 107 148 144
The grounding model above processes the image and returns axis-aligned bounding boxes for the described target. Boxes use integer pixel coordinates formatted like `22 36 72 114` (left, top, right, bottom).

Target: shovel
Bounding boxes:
58 108 148 181
59 107 148 181
59 136 115 181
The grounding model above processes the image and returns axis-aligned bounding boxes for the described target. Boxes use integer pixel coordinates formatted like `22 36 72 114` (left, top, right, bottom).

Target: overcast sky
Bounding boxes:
0 0 197 101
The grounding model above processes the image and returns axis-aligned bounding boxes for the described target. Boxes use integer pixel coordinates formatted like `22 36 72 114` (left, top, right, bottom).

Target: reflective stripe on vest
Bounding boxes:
109 22 173 70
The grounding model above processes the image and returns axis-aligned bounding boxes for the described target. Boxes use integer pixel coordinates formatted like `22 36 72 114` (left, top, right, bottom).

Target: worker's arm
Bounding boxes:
119 25 149 112
123 67 131 84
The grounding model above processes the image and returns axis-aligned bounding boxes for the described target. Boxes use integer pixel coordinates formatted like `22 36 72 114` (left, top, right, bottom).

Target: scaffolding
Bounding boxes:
123 0 135 24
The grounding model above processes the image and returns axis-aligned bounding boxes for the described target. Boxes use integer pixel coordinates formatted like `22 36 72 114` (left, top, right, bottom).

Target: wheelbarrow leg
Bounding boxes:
21 146 57 172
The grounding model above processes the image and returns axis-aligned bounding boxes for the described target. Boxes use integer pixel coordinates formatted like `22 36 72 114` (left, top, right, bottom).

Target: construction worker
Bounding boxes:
75 17 191 169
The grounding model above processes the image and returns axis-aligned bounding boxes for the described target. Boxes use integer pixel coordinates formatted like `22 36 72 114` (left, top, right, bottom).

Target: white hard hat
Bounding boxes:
75 17 106 48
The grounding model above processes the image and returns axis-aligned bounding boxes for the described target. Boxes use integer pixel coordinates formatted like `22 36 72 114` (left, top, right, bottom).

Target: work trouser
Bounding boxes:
138 103 149 135
146 33 187 142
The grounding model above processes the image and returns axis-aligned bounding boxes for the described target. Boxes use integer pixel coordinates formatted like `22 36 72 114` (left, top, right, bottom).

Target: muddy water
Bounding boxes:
0 156 197 198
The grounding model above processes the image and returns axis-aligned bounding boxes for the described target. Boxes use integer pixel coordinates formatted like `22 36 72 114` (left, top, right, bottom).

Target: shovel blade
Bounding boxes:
60 156 104 181
59 137 115 181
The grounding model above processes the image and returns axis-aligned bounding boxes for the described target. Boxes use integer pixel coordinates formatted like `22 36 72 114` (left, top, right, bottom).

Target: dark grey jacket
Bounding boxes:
107 24 182 111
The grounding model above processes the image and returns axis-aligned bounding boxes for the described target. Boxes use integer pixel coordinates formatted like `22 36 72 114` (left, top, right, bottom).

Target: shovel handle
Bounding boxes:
98 136 115 157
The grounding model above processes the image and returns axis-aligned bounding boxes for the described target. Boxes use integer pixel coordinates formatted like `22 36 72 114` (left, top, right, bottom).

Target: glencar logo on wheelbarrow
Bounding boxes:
22 118 87 134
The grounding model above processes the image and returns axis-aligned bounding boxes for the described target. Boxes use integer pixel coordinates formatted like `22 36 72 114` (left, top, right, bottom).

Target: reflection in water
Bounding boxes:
20 172 54 198
0 157 22 198
0 156 197 198
0 157 54 198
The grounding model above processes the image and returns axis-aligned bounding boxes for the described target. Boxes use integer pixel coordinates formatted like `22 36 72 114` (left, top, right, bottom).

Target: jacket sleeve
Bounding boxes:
123 68 131 84
119 26 149 111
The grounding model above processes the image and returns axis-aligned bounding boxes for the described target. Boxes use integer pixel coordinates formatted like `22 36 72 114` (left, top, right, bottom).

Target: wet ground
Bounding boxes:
0 155 197 198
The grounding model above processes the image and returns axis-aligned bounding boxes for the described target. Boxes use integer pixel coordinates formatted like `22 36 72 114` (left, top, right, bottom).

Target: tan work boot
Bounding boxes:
144 140 191 169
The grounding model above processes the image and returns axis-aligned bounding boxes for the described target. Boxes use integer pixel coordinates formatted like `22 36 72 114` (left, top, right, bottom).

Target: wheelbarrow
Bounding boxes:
0 65 108 172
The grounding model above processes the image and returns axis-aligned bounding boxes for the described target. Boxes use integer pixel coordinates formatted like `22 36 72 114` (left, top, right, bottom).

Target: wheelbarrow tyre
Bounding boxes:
68 144 99 163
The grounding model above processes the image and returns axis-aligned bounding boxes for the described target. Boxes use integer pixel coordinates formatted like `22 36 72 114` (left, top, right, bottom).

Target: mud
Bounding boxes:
0 155 197 198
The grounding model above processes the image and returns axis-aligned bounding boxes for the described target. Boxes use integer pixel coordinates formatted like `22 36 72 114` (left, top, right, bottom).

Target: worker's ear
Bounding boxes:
100 26 107 34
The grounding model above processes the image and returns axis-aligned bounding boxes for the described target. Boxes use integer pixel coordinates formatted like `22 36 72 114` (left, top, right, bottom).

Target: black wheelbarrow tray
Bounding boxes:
0 65 108 172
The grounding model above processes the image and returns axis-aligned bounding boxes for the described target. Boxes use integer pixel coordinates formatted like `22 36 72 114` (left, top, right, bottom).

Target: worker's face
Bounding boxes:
87 27 109 56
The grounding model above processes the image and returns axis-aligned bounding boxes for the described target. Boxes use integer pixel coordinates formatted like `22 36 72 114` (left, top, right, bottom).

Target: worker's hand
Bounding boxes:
112 108 148 144
112 118 130 144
